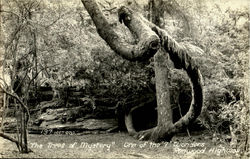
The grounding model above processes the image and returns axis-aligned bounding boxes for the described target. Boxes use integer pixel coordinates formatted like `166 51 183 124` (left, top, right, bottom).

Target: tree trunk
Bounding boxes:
81 0 203 142
150 0 174 141
136 49 174 142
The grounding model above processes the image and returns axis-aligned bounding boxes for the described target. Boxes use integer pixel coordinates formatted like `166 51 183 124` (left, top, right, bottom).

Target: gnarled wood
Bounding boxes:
152 27 203 133
81 1 203 142
81 0 160 61
135 25 203 142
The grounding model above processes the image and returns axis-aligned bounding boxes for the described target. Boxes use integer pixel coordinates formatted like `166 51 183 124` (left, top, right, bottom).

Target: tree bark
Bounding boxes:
81 0 160 61
134 22 204 141
81 0 203 142
134 49 174 142
152 26 203 130
0 85 30 152
133 0 174 142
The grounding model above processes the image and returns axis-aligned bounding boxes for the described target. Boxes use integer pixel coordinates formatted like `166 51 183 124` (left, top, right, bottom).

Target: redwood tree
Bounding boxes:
81 0 203 142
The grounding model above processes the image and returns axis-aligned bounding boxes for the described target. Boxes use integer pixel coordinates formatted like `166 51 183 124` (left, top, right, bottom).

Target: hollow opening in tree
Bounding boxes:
132 101 158 132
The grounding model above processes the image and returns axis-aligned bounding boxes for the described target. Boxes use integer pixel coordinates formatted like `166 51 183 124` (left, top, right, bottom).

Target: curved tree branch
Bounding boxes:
0 132 32 152
81 0 160 61
129 18 203 141
0 85 31 152
0 85 30 123
0 132 21 150
82 1 204 142
151 26 204 134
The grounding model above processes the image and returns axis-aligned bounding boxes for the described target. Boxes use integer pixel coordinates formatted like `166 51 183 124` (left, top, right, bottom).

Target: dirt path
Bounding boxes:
0 132 240 158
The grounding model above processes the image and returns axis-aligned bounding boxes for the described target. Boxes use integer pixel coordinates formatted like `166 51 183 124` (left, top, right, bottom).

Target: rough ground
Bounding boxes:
0 131 242 158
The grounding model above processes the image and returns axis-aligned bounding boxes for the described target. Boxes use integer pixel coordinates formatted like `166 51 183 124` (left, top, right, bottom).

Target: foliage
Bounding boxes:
0 0 45 153
1 0 155 104
145 0 248 151
1 0 248 151
173 0 249 151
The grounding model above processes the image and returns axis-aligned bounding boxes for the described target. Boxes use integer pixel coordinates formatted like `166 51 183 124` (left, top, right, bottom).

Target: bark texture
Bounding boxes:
81 0 160 61
152 26 203 131
135 24 204 141
81 0 203 142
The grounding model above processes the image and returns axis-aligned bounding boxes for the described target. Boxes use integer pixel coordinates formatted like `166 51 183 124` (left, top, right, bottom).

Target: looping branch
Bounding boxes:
120 13 203 141
81 0 204 142
81 0 160 61
151 26 203 131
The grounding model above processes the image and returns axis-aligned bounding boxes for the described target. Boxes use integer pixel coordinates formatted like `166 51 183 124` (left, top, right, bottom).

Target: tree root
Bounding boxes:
134 126 174 142
135 128 154 141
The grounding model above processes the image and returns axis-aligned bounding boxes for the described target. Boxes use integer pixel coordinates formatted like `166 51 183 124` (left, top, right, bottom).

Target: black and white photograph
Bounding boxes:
0 0 249 158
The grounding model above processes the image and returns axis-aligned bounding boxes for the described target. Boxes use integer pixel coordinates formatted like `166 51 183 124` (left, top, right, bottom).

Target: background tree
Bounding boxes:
0 0 43 153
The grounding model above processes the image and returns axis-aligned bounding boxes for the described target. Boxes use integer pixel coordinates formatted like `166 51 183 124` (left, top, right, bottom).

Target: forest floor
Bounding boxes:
0 131 242 159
